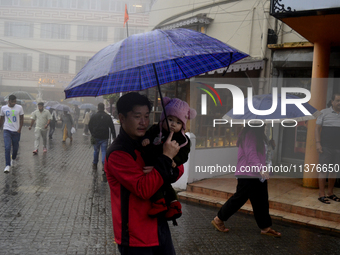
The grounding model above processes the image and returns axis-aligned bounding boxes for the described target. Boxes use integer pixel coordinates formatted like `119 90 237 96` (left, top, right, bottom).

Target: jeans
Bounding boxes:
3 130 21 166
93 139 108 166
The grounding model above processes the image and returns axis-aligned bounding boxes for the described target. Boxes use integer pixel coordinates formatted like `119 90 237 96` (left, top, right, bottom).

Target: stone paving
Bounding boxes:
1 127 340 254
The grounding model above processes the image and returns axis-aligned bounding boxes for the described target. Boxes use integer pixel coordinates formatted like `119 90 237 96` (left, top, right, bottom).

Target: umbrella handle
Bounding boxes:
153 64 170 132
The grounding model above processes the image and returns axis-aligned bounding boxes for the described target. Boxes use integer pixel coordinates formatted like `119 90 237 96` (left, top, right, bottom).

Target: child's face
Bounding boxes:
162 115 183 133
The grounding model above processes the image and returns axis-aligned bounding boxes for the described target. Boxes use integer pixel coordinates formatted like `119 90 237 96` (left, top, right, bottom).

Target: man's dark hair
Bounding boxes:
116 92 152 117
98 103 105 111
331 93 340 101
38 102 44 106
8 95 16 101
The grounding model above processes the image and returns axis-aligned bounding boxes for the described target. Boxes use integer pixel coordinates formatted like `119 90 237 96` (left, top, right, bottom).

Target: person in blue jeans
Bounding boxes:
88 103 116 175
0 95 24 173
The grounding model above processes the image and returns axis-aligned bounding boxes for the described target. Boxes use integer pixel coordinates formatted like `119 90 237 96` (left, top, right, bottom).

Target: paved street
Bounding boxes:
1 127 340 254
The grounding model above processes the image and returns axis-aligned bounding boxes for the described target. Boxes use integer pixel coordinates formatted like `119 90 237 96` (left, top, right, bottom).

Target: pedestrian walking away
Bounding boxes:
105 92 184 255
49 107 57 139
211 124 281 238
74 105 80 130
29 102 52 154
0 95 24 173
141 97 196 225
61 108 74 143
82 108 91 136
315 93 340 204
88 103 116 174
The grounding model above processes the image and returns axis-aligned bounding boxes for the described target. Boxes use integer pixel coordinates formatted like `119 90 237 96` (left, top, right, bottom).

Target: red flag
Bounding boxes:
124 4 129 27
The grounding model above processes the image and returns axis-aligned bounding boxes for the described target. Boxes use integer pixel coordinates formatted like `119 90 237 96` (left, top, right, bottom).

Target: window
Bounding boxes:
75 56 91 73
77 25 108 41
41 23 70 39
3 53 32 72
4 22 34 38
39 54 69 73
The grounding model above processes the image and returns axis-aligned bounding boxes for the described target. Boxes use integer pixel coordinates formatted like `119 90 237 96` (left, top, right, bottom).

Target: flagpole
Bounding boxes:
126 21 129 37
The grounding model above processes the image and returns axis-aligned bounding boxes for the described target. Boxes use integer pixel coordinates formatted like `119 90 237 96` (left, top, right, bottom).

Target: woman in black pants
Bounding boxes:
211 125 281 237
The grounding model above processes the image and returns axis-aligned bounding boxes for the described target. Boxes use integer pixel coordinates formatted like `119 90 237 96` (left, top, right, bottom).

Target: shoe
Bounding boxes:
33 149 38 155
165 201 182 220
49 137 53 140
4 165 10 174
92 163 98 170
62 140 66 143
327 194 340 202
11 159 17 167
70 137 73 142
318 196 330 204
148 198 168 217
43 148 47 153
261 228 281 238
211 216 229 233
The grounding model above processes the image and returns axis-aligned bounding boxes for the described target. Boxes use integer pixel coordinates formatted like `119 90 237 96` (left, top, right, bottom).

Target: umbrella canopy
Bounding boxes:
5 91 35 101
45 101 60 107
67 99 82 105
64 28 248 98
53 104 73 113
0 96 5 103
223 94 321 123
80 103 97 110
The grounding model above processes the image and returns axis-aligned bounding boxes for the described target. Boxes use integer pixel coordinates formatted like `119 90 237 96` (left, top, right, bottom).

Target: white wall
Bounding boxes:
173 133 238 190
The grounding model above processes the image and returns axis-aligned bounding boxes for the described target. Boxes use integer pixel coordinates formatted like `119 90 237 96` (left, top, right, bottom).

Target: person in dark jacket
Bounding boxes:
88 103 116 171
105 92 183 255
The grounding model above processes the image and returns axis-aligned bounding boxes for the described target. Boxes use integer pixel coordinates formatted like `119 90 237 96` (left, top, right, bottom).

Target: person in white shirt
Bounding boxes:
0 95 24 173
29 102 52 154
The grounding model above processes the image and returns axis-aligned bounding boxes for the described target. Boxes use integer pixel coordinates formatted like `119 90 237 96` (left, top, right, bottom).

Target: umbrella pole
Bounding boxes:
153 64 170 132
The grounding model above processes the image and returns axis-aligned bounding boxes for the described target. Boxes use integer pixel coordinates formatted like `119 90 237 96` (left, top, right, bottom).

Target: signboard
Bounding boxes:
271 0 340 17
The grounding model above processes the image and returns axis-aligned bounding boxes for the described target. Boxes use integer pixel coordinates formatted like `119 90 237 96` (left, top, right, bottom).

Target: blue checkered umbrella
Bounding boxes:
64 28 248 98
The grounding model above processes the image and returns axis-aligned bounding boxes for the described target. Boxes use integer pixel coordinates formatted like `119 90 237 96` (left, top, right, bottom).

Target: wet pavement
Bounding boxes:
1 127 340 254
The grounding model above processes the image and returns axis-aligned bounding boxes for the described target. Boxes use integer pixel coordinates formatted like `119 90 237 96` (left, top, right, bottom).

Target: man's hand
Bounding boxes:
142 138 150 146
17 128 21 133
261 170 270 180
44 124 48 129
316 143 323 153
163 131 180 160
28 126 32 130
143 166 153 174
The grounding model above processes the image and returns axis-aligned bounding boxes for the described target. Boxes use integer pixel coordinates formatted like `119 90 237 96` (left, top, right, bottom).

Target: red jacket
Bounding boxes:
105 128 184 247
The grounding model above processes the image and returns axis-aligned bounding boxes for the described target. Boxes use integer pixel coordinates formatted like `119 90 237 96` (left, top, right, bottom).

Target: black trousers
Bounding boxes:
217 178 272 229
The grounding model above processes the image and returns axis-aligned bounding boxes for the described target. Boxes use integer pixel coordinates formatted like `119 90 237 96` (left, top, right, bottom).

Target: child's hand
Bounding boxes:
142 139 150 146
143 166 153 174
171 160 177 168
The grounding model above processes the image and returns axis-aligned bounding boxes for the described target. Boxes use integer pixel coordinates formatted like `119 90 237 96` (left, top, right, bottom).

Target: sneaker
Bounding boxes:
43 148 47 153
11 159 16 167
92 163 97 170
4 165 10 174
33 149 38 155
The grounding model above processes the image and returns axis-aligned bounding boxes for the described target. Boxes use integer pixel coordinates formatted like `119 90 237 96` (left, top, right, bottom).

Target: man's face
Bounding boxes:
38 105 44 112
331 95 340 112
119 105 150 140
8 99 16 107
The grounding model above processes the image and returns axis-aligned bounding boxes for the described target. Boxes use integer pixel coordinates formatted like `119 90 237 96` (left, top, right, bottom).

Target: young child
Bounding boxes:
142 97 196 224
